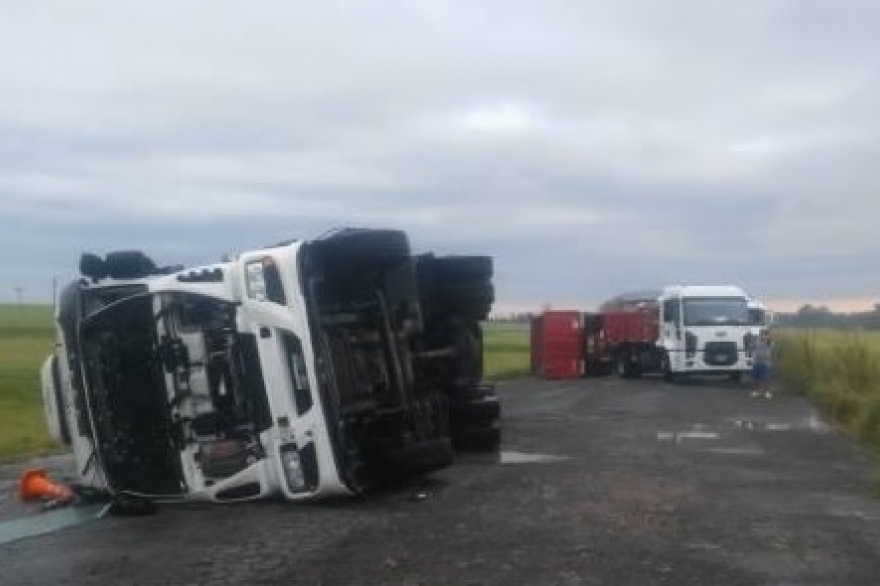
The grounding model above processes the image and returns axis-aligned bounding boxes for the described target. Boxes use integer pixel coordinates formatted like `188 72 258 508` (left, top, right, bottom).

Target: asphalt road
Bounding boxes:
2 376 880 585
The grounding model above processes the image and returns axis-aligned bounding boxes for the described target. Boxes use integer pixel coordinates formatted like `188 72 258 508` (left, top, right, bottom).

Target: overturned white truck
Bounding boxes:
41 229 499 503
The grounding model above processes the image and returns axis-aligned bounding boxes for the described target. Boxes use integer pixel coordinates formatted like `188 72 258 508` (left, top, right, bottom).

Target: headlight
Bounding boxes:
245 257 286 304
245 260 268 301
280 445 306 492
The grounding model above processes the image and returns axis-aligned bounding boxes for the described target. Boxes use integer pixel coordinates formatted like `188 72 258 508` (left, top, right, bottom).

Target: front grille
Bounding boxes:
704 341 737 366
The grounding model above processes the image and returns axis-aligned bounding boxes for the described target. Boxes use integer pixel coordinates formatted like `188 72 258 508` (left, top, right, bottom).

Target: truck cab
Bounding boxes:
657 285 752 380
41 229 499 503
747 298 772 337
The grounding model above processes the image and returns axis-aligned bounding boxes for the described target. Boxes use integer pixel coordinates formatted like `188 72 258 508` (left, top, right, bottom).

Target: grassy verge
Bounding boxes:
483 321 531 380
776 328 880 452
0 304 59 460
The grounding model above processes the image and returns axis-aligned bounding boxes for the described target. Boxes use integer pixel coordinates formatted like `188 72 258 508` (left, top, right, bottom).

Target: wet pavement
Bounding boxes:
2 376 880 585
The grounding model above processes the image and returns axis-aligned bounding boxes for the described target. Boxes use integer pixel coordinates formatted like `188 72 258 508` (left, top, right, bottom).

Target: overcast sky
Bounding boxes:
1 1 879 312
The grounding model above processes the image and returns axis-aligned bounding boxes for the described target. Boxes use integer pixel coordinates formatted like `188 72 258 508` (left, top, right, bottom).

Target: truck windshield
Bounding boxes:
683 298 748 326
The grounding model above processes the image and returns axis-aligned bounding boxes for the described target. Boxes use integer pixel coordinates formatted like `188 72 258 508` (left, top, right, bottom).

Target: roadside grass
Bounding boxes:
482 321 531 380
0 304 58 460
776 328 880 454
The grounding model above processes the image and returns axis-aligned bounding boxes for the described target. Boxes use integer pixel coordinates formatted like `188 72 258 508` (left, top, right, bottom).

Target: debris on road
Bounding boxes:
18 469 73 504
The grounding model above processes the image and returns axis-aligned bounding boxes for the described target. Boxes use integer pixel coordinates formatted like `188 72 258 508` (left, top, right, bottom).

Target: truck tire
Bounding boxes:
104 251 157 279
437 280 494 321
661 352 675 383
630 362 643 378
452 424 500 452
444 320 484 384
449 384 501 452
434 256 493 281
321 228 410 257
79 253 107 281
383 437 454 476
616 355 639 379
316 229 412 281
615 357 627 378
449 390 500 426
438 280 494 302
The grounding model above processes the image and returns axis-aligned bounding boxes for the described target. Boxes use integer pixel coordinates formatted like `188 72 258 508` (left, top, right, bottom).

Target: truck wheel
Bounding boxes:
383 437 454 476
79 253 107 281
630 362 644 379
447 321 483 384
452 424 500 452
316 229 412 278
434 256 493 281
449 389 500 427
661 352 675 383
104 250 157 279
437 280 494 319
615 358 629 378
449 385 500 452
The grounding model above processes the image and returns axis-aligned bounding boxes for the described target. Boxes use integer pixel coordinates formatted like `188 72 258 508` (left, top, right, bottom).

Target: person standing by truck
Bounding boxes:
750 330 773 398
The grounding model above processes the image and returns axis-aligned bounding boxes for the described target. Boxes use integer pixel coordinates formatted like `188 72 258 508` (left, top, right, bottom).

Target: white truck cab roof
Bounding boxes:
660 285 748 300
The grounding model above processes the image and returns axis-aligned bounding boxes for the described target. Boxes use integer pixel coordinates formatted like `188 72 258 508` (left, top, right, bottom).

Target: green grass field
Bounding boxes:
0 304 531 460
776 328 880 453
0 304 58 460
482 321 531 380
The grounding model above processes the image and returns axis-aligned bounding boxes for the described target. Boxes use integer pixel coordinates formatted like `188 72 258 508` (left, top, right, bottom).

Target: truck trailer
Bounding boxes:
40 228 499 504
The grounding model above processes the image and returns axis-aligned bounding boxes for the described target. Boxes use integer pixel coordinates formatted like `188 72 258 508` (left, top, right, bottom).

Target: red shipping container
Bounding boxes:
531 310 583 379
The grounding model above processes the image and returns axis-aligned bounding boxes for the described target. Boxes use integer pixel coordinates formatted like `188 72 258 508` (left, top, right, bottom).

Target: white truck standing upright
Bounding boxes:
599 285 754 381
41 229 499 504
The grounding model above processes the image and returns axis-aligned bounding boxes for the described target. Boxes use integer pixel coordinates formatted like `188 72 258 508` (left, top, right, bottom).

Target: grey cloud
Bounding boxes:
1 0 879 309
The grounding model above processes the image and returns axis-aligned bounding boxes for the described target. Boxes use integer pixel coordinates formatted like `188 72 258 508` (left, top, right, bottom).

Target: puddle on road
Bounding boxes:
706 447 764 456
499 451 572 465
658 415 831 445
656 414 831 455
731 416 831 433
656 431 720 443
0 503 108 547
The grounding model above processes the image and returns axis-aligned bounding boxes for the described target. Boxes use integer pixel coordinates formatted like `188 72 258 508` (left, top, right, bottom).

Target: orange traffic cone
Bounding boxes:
18 468 74 503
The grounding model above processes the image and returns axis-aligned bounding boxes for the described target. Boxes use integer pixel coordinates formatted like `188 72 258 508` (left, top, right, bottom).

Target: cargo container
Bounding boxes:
530 310 583 379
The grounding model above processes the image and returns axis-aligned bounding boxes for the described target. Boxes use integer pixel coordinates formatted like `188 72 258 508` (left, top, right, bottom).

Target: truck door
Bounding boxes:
661 297 681 349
